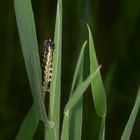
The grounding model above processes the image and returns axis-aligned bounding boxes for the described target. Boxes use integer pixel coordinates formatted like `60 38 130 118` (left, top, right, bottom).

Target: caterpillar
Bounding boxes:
41 38 55 92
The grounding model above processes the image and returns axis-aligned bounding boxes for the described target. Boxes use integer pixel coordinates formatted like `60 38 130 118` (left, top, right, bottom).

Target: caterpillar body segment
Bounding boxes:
41 39 55 92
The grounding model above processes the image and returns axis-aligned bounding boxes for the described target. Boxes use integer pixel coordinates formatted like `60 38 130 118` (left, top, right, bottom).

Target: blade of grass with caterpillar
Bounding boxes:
45 0 62 139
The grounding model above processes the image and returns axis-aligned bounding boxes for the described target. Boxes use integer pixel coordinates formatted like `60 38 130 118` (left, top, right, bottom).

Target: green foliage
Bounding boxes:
14 0 140 140
61 41 86 140
87 25 107 117
16 104 39 140
45 0 62 139
14 0 46 120
69 41 86 140
65 66 101 112
121 87 140 140
87 25 107 140
14 0 48 139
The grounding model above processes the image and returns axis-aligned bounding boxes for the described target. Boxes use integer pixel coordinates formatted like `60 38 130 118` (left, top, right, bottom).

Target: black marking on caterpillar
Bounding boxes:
41 38 55 92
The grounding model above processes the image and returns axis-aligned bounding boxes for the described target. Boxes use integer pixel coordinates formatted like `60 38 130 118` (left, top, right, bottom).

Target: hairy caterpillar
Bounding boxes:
41 38 55 92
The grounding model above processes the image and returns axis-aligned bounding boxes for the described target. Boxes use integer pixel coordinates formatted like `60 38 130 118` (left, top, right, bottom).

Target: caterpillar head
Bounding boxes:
44 38 55 50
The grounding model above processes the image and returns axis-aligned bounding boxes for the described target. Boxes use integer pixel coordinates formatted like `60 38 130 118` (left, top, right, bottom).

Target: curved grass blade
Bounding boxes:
61 41 86 140
63 66 100 140
65 66 101 111
87 24 107 117
14 0 48 139
69 42 86 140
87 25 107 140
70 41 87 96
120 87 140 140
16 104 39 140
45 0 62 139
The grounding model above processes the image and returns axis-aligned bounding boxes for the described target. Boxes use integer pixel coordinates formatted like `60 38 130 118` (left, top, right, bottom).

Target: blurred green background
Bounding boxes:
0 0 140 140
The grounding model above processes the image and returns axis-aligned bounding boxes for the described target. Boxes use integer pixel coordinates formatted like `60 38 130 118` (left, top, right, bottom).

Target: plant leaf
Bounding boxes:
46 0 62 139
120 87 140 140
87 25 107 140
69 41 86 140
45 127 56 140
60 113 69 140
14 0 47 122
65 66 101 111
99 116 106 140
70 41 87 95
87 24 107 117
16 104 39 140
69 99 83 140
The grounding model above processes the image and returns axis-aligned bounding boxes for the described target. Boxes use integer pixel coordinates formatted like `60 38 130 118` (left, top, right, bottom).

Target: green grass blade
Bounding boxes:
16 104 39 140
46 0 62 139
60 113 69 140
99 116 106 140
69 99 83 140
14 0 47 124
61 42 86 140
69 42 86 140
45 127 56 140
87 24 107 117
65 66 101 111
120 87 140 140
70 41 87 96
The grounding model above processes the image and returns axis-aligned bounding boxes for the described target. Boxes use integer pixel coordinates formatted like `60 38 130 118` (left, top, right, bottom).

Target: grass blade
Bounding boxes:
99 116 106 140
60 113 69 140
46 0 62 139
69 42 86 140
70 41 87 95
87 24 107 140
14 2 48 138
16 104 39 140
69 98 83 140
87 24 107 117
65 66 101 111
45 127 56 140
121 87 140 140
61 42 86 140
